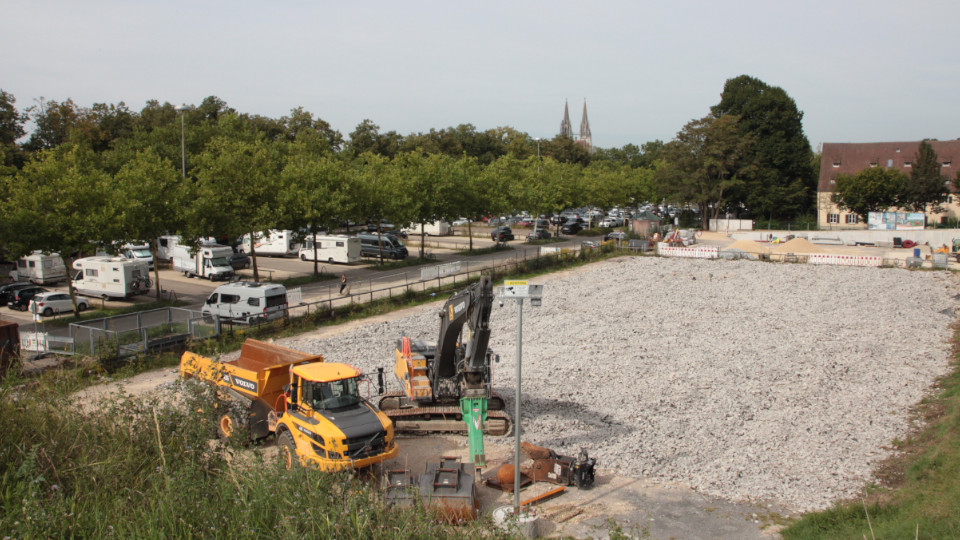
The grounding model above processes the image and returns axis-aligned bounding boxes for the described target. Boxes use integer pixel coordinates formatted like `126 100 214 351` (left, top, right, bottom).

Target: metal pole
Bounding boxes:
180 113 186 179
514 297 523 513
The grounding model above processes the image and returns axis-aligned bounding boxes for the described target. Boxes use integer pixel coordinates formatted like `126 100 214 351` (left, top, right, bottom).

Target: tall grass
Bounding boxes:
0 375 503 538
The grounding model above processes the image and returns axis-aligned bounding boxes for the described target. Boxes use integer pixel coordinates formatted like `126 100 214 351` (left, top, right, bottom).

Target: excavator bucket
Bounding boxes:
461 397 488 467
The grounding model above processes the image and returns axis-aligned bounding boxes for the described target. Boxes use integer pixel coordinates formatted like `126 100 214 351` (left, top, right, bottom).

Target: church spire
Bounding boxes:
559 100 573 138
579 99 592 151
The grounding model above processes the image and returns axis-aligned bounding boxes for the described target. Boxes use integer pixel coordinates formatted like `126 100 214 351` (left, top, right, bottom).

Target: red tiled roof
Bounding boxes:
818 140 960 192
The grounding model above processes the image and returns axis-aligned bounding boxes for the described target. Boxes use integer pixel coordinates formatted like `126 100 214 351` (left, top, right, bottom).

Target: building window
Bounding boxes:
904 161 912 167
949 196 954 204
828 214 840 224
832 162 841 168
869 162 878 168
887 159 894 167
944 161 952 167
845 214 859 224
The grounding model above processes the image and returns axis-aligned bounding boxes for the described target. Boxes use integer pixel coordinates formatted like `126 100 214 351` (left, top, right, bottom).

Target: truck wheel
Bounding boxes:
300 254 307 261
278 430 298 470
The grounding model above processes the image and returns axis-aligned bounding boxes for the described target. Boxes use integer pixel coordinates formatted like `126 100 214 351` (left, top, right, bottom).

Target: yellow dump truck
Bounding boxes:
180 339 398 471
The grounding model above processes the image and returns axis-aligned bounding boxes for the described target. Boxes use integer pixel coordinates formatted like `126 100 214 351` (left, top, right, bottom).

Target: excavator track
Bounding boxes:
378 392 512 436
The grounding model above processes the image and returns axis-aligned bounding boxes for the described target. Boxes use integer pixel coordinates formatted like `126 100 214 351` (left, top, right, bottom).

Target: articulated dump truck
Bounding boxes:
180 339 398 471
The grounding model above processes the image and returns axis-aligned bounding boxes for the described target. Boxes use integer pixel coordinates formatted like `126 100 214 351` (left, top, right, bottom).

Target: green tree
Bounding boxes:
22 98 82 153
1 144 111 314
657 114 756 229
901 140 948 213
711 75 815 220
831 167 906 221
193 115 283 281
0 90 26 168
110 149 187 299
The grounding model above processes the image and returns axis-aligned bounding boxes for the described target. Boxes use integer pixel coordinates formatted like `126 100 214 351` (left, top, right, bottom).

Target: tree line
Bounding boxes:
0 75 821 300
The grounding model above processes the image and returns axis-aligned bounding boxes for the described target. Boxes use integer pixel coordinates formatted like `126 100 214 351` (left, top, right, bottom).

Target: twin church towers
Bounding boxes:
559 99 592 151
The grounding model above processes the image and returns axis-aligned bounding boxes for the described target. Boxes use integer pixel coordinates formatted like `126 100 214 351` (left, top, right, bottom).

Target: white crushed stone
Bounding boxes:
281 257 959 512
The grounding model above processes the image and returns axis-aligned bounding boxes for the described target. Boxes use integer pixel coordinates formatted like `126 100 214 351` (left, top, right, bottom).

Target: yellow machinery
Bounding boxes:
181 339 398 470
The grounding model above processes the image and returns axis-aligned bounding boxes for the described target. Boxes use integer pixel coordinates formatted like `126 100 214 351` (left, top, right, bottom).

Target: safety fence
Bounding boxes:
808 254 883 267
656 243 719 259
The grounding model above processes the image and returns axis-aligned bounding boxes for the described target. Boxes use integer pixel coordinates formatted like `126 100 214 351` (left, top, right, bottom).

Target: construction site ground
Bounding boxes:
68 235 958 539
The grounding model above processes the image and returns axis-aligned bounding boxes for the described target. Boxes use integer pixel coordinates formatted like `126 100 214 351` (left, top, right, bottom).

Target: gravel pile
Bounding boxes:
282 257 959 511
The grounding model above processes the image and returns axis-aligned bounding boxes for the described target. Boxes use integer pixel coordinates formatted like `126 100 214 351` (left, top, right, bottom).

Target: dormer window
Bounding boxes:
869 161 878 168
832 162 841 168
944 161 952 167
904 161 913 168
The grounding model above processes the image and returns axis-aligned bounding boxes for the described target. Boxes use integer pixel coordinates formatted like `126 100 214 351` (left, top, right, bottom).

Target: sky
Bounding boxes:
4 0 960 151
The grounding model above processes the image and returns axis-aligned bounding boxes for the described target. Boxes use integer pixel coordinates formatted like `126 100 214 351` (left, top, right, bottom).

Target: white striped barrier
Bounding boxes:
807 254 882 267
657 243 719 259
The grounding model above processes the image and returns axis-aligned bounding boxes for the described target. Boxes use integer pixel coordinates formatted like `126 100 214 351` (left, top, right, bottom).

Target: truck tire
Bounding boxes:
300 254 307 261
278 430 298 470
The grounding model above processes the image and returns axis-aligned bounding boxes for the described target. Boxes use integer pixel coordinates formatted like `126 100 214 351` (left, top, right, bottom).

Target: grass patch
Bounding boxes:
278 271 338 288
42 299 188 328
460 245 514 256
578 227 612 236
364 256 435 271
781 321 960 539
524 237 565 246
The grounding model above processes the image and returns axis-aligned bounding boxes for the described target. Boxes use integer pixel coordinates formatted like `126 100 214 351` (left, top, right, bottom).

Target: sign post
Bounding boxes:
494 280 544 514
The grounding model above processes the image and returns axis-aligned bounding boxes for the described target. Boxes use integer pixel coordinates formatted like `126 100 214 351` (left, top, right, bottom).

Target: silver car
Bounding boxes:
29 292 89 316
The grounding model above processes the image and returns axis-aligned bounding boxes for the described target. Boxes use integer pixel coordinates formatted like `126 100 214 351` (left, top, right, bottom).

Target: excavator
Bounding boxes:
379 275 511 463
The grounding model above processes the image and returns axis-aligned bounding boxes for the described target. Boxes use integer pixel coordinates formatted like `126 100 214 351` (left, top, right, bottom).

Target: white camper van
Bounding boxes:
240 230 299 257
172 243 234 281
298 235 361 264
12 252 67 285
201 281 287 324
120 243 154 270
401 221 452 237
72 257 152 298
156 235 180 262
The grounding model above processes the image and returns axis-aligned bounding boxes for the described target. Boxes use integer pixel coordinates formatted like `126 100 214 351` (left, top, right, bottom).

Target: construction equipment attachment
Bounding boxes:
521 442 597 489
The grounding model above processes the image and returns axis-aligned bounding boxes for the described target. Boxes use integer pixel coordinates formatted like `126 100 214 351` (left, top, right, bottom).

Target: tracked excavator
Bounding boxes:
379 275 511 449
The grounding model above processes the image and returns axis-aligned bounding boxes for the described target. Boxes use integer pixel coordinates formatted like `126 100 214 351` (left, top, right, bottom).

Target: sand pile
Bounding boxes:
725 240 770 254
768 238 823 254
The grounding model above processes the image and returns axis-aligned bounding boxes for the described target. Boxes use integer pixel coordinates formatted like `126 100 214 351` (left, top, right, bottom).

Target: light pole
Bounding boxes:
534 137 542 173
175 104 195 178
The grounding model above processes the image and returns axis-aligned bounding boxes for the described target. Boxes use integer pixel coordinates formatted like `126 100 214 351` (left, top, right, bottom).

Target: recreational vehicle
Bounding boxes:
357 233 408 260
11 252 67 285
201 281 287 324
298 235 361 264
401 220 452 236
156 235 180 262
72 257 152 298
120 243 154 270
172 243 234 281
240 230 299 257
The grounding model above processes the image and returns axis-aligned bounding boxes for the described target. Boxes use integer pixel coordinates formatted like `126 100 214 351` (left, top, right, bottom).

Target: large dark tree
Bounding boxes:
711 75 815 220
22 98 82 153
900 140 948 213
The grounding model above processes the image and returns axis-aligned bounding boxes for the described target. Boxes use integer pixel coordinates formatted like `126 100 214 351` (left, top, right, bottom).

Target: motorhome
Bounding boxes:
201 281 287 324
156 235 180 262
298 235 361 264
357 233 408 260
240 230 300 257
72 257 152 298
172 243 234 281
401 221 452 237
11 252 67 285
120 243 154 270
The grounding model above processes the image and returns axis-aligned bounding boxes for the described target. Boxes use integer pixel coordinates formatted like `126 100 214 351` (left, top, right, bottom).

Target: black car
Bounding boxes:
8 286 48 311
228 251 250 270
491 226 515 242
526 229 551 241
0 282 36 305
561 219 585 235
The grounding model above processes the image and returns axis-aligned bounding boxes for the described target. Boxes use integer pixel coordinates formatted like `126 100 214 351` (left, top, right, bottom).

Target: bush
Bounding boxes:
578 227 611 236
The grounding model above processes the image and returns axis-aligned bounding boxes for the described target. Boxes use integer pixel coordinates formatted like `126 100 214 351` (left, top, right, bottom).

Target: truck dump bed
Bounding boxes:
181 339 324 405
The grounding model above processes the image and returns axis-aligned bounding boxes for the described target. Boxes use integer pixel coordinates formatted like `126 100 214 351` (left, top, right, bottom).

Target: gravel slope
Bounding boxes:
282 257 959 511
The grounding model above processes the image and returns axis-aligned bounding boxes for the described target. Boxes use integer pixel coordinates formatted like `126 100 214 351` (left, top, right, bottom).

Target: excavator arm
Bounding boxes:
431 275 494 398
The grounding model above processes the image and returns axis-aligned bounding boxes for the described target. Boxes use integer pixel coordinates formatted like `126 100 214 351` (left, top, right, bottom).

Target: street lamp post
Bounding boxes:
534 137 542 173
174 104 195 178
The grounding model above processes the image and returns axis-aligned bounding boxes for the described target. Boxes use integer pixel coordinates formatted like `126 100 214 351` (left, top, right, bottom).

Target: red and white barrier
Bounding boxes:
657 243 719 259
808 254 882 267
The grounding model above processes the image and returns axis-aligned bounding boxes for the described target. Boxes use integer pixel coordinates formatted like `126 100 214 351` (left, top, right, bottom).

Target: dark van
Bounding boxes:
358 233 408 260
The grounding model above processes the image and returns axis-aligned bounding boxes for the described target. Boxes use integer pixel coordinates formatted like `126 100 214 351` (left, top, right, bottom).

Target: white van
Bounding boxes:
156 235 180 262
201 281 288 324
402 221 452 237
72 257 152 298
12 252 67 285
299 235 361 264
240 230 299 257
172 243 234 281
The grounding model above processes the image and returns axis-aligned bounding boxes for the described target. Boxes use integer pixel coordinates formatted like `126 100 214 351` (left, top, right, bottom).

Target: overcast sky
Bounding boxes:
4 0 959 151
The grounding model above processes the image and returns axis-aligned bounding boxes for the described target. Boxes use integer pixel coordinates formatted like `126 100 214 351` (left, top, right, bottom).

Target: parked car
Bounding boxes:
366 220 394 232
527 229 551 241
0 282 37 305
491 226 515 242
561 219 585 235
228 251 250 270
8 286 48 311
604 231 628 242
599 216 622 228
29 292 89 316
452 217 470 226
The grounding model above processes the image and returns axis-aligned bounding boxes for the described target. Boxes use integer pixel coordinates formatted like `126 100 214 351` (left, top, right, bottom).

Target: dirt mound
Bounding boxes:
768 238 823 254
724 240 770 254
